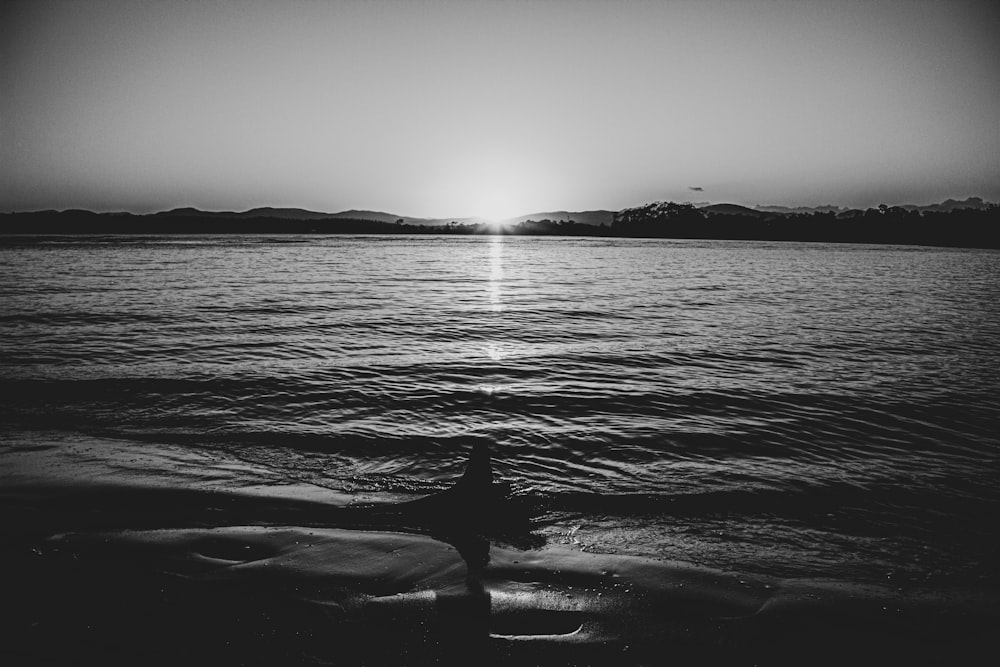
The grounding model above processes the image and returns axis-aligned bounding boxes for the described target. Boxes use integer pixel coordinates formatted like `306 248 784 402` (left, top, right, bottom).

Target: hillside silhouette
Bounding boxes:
2 199 997 249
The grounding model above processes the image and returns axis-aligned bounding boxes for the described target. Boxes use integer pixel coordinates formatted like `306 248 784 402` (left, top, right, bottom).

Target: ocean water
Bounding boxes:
2 234 999 589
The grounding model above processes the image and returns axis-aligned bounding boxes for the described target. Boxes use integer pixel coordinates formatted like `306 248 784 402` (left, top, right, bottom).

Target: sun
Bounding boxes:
470 185 521 222
433 152 547 222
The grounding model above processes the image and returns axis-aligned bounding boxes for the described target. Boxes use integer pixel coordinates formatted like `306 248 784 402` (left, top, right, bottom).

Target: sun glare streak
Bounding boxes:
487 236 504 313
484 237 507 363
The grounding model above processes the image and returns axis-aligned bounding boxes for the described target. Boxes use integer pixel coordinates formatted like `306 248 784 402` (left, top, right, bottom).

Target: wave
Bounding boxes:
4 235 1000 594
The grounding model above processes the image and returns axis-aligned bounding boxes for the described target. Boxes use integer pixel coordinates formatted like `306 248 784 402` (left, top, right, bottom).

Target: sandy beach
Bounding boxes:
3 433 995 666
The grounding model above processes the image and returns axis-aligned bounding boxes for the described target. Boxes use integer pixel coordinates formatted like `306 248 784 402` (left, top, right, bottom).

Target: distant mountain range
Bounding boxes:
4 198 993 227
157 207 427 224
898 197 993 213
754 204 849 214
699 203 767 217
503 210 617 226
143 207 618 226
4 197 997 249
753 197 992 216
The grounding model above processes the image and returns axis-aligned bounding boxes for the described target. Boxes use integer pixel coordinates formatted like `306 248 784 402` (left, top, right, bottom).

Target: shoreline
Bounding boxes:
3 433 997 665
3 202 1000 250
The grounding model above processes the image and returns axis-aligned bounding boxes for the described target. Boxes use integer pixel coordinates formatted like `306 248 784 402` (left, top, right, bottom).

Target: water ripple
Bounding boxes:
2 235 999 583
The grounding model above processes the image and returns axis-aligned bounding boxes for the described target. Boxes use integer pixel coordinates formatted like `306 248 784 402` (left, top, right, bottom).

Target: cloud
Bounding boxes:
688 186 704 192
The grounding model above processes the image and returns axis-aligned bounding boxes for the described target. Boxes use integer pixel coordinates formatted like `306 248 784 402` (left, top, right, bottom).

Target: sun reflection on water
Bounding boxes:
485 237 508 363
488 236 503 313
485 342 505 361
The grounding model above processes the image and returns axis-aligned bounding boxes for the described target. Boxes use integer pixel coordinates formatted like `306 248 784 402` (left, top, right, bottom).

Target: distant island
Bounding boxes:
2 197 997 249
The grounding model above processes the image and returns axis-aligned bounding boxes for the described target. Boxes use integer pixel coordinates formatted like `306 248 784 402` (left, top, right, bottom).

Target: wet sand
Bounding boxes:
2 434 996 665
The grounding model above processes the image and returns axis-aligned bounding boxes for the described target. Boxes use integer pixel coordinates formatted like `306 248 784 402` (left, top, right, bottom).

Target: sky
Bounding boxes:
2 0 998 218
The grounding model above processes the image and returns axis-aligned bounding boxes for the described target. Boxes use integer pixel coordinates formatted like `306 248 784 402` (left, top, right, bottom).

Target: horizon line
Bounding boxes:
3 195 994 220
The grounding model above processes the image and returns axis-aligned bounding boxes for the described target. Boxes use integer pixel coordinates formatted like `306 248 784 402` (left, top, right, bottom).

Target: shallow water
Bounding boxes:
2 234 999 587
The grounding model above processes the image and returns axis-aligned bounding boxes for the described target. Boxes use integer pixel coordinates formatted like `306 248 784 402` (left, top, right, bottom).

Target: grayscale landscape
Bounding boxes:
2 1 998 665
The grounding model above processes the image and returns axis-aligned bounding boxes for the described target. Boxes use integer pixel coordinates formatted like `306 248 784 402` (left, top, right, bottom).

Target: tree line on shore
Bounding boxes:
2 202 998 249
606 201 1000 248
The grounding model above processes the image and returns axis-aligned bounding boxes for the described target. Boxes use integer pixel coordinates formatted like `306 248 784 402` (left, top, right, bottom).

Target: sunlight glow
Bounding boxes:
437 152 549 221
471 186 520 222
487 237 503 312
485 237 506 362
